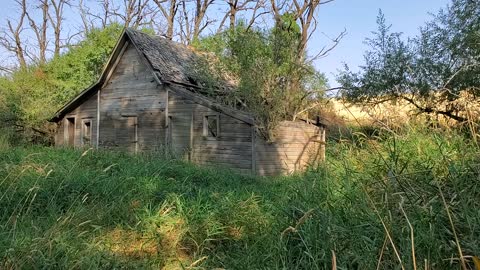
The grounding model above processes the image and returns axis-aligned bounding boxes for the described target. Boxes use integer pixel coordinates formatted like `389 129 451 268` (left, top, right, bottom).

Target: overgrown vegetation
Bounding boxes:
0 24 122 144
193 18 329 138
1 126 479 269
0 0 479 268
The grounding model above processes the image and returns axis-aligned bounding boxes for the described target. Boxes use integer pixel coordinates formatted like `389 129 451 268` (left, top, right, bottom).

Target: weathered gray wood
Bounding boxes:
53 30 326 176
101 41 129 89
254 120 324 175
165 88 169 135
251 125 256 175
189 110 194 161
162 82 254 125
97 44 166 152
49 32 130 122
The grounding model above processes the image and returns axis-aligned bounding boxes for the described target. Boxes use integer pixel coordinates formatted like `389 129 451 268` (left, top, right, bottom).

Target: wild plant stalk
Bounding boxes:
399 198 416 270
437 184 467 270
376 235 388 270
363 185 405 270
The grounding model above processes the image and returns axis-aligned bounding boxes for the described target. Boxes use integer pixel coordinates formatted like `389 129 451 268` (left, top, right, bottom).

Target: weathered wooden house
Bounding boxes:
50 28 325 176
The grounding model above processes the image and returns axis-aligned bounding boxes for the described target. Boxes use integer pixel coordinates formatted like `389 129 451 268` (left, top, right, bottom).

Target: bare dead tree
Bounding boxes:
0 0 28 68
153 0 178 40
178 0 191 43
78 0 92 32
246 0 268 30
270 0 343 62
177 0 215 44
94 0 111 29
1 0 71 68
25 0 49 64
215 0 267 33
193 0 215 41
108 0 156 28
78 0 112 32
47 0 70 57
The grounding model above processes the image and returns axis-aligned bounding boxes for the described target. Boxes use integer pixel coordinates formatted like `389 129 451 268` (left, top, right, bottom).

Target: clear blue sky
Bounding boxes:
312 0 450 87
0 0 450 86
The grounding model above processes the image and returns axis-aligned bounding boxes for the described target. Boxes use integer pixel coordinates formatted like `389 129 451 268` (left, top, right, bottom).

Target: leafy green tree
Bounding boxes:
195 18 328 138
46 23 123 102
339 1 480 122
0 24 123 144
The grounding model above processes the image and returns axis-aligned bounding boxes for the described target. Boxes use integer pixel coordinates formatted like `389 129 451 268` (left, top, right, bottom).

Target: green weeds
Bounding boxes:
0 126 479 269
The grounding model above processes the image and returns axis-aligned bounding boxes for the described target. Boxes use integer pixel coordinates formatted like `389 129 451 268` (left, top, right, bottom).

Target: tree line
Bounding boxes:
0 0 341 143
0 0 343 71
0 0 478 145
339 0 480 125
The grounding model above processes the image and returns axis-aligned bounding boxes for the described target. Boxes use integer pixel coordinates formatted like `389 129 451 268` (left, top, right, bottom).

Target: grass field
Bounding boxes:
0 126 479 269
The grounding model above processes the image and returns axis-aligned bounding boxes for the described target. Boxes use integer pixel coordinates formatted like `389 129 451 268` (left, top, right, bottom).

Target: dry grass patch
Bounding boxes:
103 228 159 259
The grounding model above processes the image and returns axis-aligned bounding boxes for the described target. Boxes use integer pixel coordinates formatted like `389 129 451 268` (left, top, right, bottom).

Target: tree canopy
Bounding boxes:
0 24 122 143
194 19 328 138
339 0 480 122
0 0 340 144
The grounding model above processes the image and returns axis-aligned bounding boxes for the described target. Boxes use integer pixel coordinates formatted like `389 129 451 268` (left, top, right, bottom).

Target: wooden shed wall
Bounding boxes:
98 43 166 151
167 89 253 174
55 121 63 145
55 92 98 147
53 42 326 176
255 121 324 176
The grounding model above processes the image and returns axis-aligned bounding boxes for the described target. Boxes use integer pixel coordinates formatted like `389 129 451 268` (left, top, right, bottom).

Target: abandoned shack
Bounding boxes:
49 28 326 176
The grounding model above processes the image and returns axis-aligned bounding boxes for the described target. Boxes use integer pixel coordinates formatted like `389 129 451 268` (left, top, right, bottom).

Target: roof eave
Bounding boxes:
50 28 255 126
48 29 129 122
48 83 100 122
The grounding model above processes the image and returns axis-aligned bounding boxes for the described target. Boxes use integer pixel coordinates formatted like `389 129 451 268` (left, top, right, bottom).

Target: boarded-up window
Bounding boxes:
66 117 75 146
203 115 219 138
82 119 92 146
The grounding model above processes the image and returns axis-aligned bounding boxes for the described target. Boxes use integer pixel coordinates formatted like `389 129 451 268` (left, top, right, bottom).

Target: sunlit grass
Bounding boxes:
0 125 479 269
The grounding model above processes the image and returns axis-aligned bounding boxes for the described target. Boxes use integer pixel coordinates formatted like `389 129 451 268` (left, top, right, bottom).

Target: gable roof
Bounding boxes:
126 29 200 86
49 28 251 123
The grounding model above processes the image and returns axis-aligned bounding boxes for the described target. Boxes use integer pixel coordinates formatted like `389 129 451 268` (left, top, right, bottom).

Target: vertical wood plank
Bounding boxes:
96 89 100 149
133 117 138 153
251 124 256 175
321 127 326 161
189 110 194 161
165 88 169 145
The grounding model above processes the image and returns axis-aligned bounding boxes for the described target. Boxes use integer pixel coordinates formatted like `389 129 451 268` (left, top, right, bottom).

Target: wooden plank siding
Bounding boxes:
56 92 98 148
98 43 166 151
255 121 324 176
52 36 326 176
167 88 253 172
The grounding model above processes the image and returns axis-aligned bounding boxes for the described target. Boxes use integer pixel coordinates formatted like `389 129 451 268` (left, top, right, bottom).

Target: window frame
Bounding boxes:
203 114 220 138
81 118 92 146
65 116 76 146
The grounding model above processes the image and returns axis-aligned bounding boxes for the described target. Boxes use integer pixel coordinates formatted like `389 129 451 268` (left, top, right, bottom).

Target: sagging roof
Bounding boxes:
49 28 243 123
127 28 235 91
126 29 200 86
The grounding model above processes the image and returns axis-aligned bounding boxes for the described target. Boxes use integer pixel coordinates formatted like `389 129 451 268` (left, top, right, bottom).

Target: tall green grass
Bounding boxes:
0 130 11 151
0 126 479 269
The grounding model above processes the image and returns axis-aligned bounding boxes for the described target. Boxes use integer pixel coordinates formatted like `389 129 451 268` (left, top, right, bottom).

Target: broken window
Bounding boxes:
203 115 219 138
82 119 92 145
66 117 75 146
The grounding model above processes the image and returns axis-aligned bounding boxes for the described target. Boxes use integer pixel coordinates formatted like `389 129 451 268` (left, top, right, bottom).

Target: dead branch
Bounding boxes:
25 0 49 64
1 0 28 68
153 0 178 39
